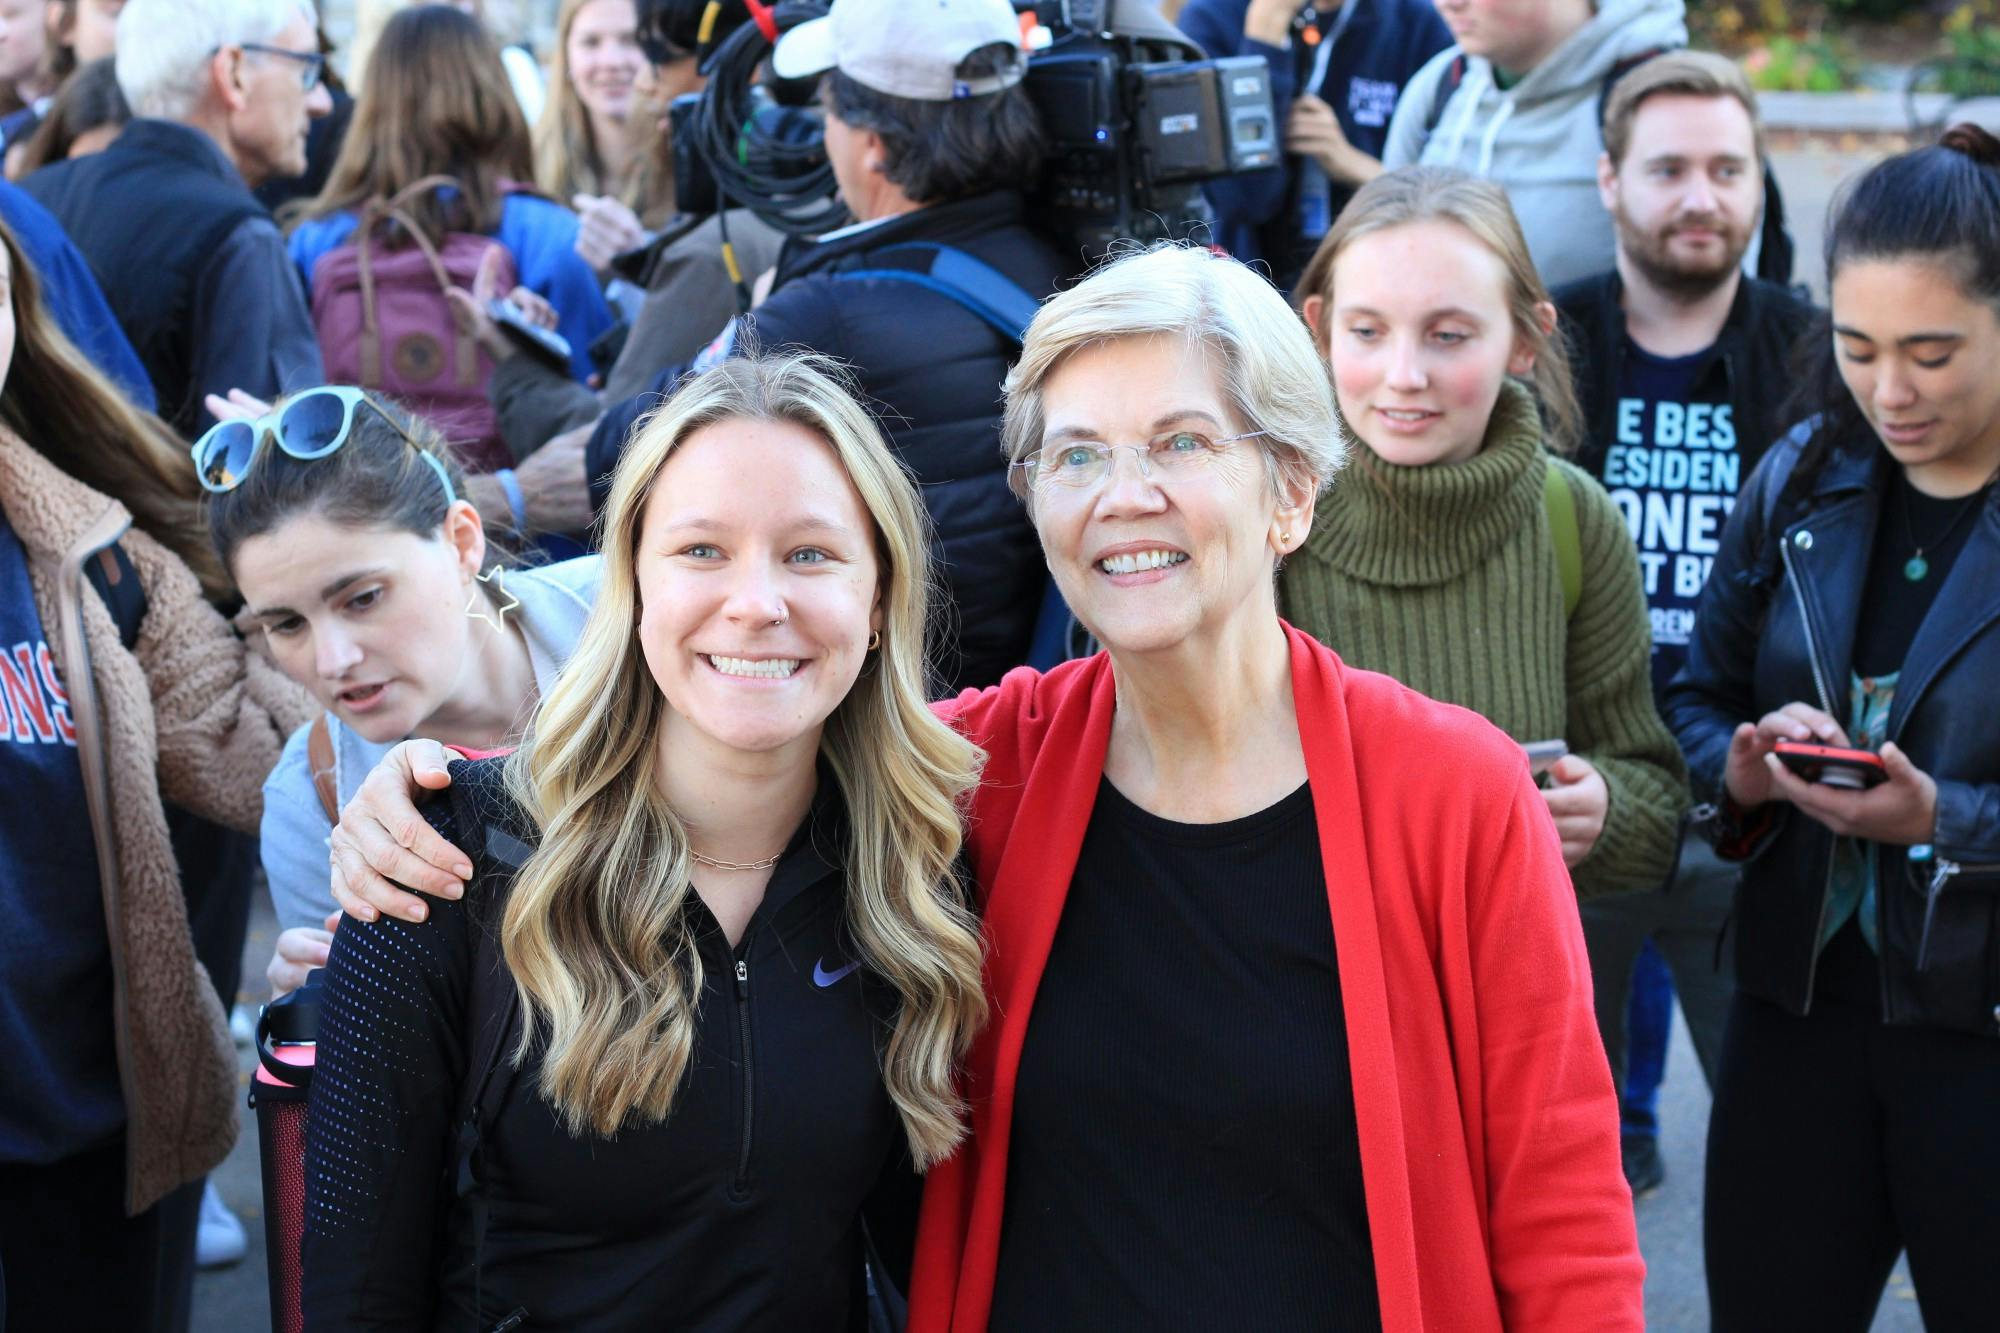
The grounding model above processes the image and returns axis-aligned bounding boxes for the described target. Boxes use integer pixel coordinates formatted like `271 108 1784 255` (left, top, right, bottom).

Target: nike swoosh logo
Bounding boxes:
813 957 861 988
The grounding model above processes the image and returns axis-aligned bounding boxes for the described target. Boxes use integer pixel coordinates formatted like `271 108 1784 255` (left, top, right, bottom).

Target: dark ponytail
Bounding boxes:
1776 122 2000 522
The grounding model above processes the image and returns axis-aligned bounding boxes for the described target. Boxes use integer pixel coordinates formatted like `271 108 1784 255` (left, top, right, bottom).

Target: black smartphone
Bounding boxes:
1772 740 1889 790
487 299 573 371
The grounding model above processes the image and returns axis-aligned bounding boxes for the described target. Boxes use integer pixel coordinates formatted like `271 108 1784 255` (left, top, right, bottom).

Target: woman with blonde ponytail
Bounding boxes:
298 352 987 1331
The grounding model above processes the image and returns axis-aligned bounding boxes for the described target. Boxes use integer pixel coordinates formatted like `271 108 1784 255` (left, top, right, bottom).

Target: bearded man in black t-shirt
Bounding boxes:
1552 50 1816 1200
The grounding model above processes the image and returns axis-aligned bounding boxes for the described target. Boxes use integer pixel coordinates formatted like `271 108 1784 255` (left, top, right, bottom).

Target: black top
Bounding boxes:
1853 468 1994 678
988 779 1380 1331
300 760 916 1331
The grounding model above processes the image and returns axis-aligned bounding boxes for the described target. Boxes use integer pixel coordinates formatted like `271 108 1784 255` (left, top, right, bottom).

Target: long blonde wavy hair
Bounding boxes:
501 354 988 1165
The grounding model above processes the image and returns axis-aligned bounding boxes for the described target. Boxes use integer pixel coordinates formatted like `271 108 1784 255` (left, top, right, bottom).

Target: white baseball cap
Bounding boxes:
772 0 1027 102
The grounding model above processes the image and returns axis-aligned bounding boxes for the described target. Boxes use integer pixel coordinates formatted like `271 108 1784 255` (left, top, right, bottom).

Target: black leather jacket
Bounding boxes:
1663 425 2000 1037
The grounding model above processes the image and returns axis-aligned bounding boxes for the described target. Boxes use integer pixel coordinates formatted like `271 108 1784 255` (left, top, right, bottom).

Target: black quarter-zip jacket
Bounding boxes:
300 759 915 1332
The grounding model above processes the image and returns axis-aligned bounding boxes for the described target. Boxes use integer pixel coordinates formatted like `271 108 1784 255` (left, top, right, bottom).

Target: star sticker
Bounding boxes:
467 565 520 633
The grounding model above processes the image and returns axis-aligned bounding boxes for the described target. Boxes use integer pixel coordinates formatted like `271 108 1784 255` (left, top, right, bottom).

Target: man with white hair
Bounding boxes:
23 0 329 433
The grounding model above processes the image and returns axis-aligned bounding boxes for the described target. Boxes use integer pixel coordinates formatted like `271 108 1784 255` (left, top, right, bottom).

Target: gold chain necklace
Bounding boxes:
689 849 783 872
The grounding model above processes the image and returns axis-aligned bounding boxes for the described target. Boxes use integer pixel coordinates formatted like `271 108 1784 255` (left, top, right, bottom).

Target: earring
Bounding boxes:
466 565 519 633
866 630 881 651
1279 530 1292 547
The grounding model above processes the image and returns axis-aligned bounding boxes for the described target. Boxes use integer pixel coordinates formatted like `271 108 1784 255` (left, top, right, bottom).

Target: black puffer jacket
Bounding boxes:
586 192 1068 692
1555 269 1818 482
1662 427 2000 1037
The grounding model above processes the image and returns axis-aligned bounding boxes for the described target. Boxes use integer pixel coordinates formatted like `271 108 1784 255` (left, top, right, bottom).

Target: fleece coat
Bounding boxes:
0 428 311 1213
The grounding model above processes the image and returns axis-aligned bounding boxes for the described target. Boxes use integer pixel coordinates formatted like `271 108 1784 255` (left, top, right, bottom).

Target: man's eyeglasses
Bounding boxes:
1012 429 1270 492
239 42 326 92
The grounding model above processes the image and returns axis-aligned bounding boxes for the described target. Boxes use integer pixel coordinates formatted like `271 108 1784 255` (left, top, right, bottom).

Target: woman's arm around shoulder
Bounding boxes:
1557 460 1688 895
1461 756 1645 1328
124 527 315 833
300 787 481 1331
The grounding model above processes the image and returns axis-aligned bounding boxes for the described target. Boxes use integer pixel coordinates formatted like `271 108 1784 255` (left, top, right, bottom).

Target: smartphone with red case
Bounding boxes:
1772 739 1889 790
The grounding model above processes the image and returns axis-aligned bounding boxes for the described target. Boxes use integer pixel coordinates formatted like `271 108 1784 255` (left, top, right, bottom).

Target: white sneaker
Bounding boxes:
230 1003 256 1048
196 1179 248 1269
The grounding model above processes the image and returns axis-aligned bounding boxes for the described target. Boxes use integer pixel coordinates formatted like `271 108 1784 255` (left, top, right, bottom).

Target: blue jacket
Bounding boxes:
260 556 601 933
0 179 156 409
1662 429 2000 1036
289 193 614 384
1180 0 1452 289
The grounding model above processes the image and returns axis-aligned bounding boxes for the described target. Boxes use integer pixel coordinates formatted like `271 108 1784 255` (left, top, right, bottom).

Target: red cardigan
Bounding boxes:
909 626 1643 1331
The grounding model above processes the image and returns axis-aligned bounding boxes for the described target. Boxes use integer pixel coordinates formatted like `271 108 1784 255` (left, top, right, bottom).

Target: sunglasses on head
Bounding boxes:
191 386 457 504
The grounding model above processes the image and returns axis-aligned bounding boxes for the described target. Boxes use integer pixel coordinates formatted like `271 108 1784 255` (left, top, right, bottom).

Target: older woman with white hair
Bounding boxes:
323 245 1643 1330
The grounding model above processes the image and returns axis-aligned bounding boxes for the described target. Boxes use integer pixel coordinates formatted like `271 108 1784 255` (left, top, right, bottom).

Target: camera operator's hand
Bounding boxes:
573 193 647 272
522 421 597 534
1287 94 1384 187
1245 0 1311 46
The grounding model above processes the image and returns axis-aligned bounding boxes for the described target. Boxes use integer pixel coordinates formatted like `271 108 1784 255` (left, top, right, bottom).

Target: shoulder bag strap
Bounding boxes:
307 714 339 822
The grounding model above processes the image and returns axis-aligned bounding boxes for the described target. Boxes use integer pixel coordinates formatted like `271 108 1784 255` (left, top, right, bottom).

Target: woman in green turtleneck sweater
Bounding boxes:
1281 167 1685 899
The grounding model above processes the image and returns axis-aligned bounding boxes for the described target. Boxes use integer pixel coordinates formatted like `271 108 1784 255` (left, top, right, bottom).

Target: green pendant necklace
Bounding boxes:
1899 477 1989 582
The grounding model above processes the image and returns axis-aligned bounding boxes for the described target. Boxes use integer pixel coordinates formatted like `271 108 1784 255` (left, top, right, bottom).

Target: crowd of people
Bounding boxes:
0 0 1995 1330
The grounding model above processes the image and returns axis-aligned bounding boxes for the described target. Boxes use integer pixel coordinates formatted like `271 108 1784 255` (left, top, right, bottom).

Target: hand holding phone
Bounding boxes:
1521 739 1567 777
1771 740 1889 790
487 298 573 371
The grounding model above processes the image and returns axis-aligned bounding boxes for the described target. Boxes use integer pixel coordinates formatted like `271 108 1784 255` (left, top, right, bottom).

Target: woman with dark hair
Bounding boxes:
0 210 310 1328
288 3 612 387
1663 124 2000 1330
198 387 597 995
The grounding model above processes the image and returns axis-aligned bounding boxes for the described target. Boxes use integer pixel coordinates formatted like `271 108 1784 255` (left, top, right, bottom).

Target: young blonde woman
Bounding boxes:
1282 166 1687 900
298 354 987 1331
532 0 683 246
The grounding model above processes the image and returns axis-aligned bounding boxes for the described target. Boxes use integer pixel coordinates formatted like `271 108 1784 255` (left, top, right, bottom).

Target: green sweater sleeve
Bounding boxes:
1556 462 1690 897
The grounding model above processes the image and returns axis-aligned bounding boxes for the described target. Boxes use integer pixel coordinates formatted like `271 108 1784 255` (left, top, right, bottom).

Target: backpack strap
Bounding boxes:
1422 52 1470 136
83 541 146 652
832 245 1080 664
833 243 1042 345
307 715 339 822
1544 461 1582 621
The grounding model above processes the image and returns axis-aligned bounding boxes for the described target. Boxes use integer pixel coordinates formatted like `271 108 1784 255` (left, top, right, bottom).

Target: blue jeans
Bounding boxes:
1621 940 1674 1134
